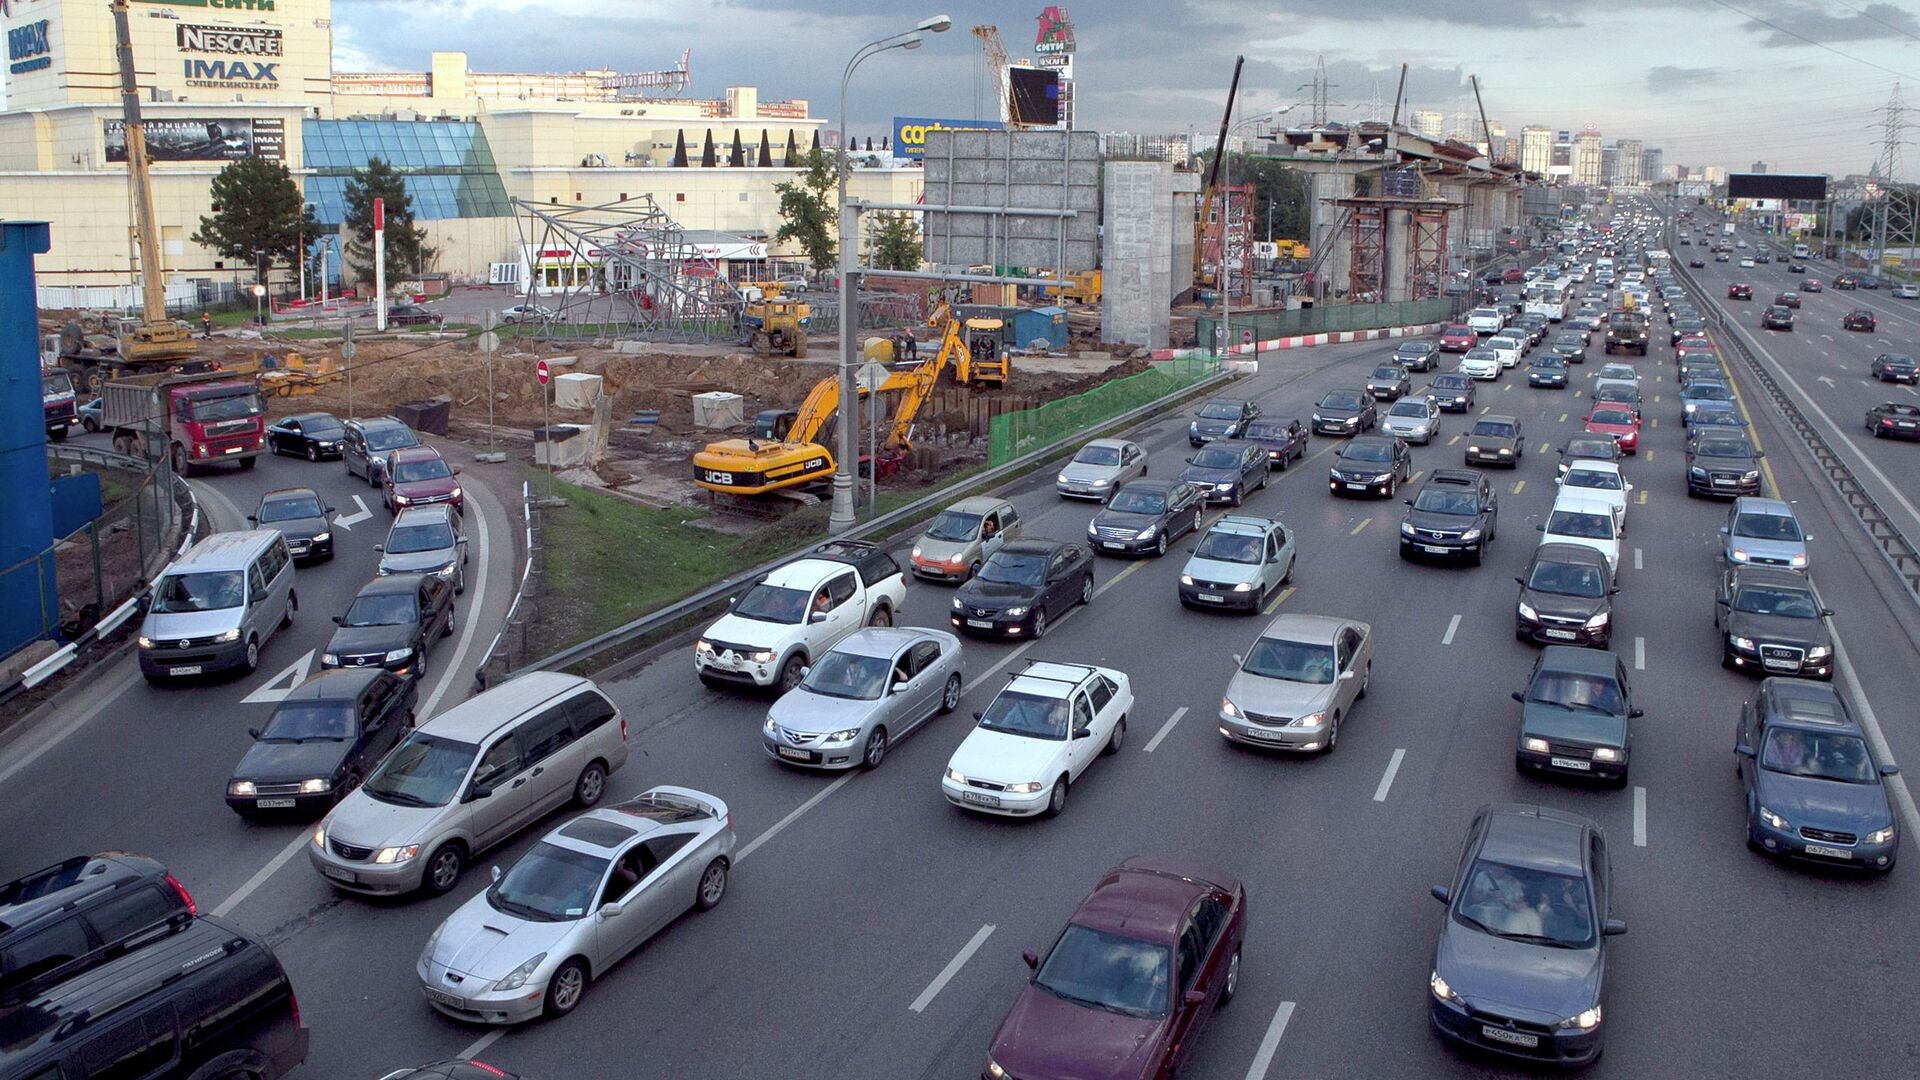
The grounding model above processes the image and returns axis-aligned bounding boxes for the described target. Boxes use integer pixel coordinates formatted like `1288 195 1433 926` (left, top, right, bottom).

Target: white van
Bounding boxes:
1792 243 1811 260
137 530 296 682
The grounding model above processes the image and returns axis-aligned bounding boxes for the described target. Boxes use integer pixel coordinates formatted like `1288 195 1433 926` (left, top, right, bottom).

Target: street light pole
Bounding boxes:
1220 106 1293 358
829 14 951 535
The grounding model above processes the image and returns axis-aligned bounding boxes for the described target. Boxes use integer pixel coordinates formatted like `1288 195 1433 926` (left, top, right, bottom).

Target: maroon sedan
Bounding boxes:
382 446 463 513
984 859 1246 1080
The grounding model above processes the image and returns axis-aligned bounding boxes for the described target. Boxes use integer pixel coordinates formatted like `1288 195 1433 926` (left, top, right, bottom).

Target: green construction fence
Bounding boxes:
988 355 1220 466
1195 297 1456 349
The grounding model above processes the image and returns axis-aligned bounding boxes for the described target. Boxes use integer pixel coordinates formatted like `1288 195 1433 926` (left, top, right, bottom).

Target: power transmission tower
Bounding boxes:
1873 83 1909 261
1299 55 1341 127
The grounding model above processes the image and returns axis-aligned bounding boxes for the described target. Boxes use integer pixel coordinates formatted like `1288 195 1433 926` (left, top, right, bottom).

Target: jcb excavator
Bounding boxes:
925 299 1010 387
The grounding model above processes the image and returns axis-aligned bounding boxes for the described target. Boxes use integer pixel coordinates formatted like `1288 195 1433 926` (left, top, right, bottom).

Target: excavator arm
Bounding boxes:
783 374 843 447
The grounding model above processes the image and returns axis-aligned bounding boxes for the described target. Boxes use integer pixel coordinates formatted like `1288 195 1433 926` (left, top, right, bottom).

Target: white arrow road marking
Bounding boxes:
241 650 315 704
332 495 374 532
1817 375 1836 388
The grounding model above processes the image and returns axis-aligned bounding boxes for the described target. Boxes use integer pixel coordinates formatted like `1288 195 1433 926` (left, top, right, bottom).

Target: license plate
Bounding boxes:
170 665 202 676
1346 483 1367 491
1198 593 1224 602
1543 629 1578 640
1481 1026 1540 1048
1422 544 1451 554
1714 478 1735 486
1244 727 1287 742
321 865 357 883
256 798 297 809
1550 756 1593 771
1103 542 1126 550
225 446 242 454
425 988 463 1009
1763 659 1797 671
777 746 811 762
1804 844 1853 859
961 791 1001 807
1901 422 1916 429
967 619 994 628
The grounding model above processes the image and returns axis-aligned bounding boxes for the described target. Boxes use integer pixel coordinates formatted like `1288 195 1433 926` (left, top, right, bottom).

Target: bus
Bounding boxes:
1524 280 1570 322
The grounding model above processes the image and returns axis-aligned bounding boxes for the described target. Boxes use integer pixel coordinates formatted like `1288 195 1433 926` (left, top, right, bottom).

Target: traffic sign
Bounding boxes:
478 331 500 354
855 361 890 393
536 359 550 385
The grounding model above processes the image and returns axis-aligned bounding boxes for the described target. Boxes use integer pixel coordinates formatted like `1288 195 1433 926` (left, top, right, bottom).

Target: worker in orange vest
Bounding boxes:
201 311 212 338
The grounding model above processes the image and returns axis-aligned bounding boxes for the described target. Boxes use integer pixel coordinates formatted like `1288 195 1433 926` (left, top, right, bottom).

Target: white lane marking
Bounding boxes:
1441 614 1461 646
330 495 374 532
209 830 312 917
1633 547 1643 571
909 923 996 1013
1633 637 1646 670
240 650 315 704
0 663 140 789
1144 707 1189 753
1243 1001 1298 1080
736 771 857 865
1373 748 1407 803
456 1030 507 1064
1832 641 1920 837
418 486 496 720
1633 786 1647 848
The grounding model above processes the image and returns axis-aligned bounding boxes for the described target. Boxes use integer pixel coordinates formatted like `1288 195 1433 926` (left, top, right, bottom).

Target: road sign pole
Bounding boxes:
341 322 357 420
537 358 553 497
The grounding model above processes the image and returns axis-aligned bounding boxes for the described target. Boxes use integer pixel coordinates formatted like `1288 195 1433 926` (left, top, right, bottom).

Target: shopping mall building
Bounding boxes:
0 0 921 298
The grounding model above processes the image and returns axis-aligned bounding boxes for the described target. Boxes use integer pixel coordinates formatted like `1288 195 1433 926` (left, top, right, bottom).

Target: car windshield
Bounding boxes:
342 593 417 627
1527 559 1606 598
1388 401 1430 417
800 650 892 701
1454 860 1595 948
1242 637 1336 684
1470 421 1516 438
41 373 72 398
1734 513 1802 541
1198 402 1243 420
1191 447 1241 469
386 521 455 554
1697 438 1753 457
925 511 982 543
1033 924 1170 1019
1547 510 1614 540
1342 441 1394 463
366 426 417 452
978 553 1046 587
732 584 808 624
1534 356 1566 368
1433 376 1468 389
260 703 355 741
487 842 609 923
1372 367 1403 379
1072 445 1122 466
187 391 261 423
1880 355 1917 369
1527 670 1626 715
1465 349 1497 360
1444 325 1471 336
1320 391 1365 409
1688 384 1732 400
258 494 323 523
978 690 1070 740
1244 421 1289 439
1590 409 1634 426
1565 468 1623 491
393 457 451 483
1733 585 1821 618
151 570 243 613
363 731 477 807
1195 530 1265 564
1107 490 1166 515
1414 488 1477 515
1401 342 1434 354
1761 729 1876 783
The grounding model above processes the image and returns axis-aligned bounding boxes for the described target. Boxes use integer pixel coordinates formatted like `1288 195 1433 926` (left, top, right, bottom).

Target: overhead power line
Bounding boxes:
1704 0 1920 82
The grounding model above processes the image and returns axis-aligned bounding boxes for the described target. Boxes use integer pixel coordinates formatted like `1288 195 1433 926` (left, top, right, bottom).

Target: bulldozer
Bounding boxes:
741 296 811 358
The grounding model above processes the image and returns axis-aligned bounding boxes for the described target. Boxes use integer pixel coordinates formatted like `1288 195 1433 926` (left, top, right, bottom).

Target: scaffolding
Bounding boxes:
1408 207 1451 301
510 195 745 342
1333 196 1465 304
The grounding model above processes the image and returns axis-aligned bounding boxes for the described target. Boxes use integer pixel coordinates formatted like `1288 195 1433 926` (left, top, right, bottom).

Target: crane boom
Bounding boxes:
107 0 194 365
972 25 1018 126
1194 55 1245 287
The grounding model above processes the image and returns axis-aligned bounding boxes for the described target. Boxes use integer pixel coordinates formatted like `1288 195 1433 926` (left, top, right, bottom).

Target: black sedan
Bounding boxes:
266 412 347 461
949 540 1093 640
1426 374 1475 412
1087 480 1206 557
322 573 456 680
1688 257 1706 268
1243 417 1308 468
1669 318 1707 346
1774 292 1802 309
1395 340 1439 372
1310 389 1378 436
1428 804 1625 1066
1366 364 1414 400
1179 439 1270 505
1328 435 1412 498
1686 431 1765 497
224 668 416 816
1866 401 1920 439
1528 355 1570 388
1737 678 1900 873
1870 354 1918 384
1465 415 1525 468
1716 566 1833 679
1188 398 1261 446
1761 306 1794 331
1786 262 1805 274
249 487 336 563
1843 309 1877 333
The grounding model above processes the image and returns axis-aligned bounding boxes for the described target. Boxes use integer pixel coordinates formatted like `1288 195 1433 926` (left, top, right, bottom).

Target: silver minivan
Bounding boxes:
136 530 296 683
308 672 630 897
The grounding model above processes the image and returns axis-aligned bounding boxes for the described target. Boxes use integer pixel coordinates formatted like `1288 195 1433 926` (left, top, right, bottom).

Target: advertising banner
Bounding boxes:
893 116 1004 159
105 117 285 162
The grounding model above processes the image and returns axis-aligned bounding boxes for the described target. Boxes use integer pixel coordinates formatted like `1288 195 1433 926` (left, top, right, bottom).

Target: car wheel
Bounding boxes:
1104 716 1126 756
860 727 889 770
423 843 464 896
1384 477 1395 499
1192 509 1203 536
1032 607 1049 639
455 567 466 596
1080 575 1094 606
242 636 259 673
1042 775 1069 818
939 673 963 714
573 761 608 807
1220 947 1242 1005
543 958 588 1018
281 591 296 629
1281 554 1294 585
1153 532 1167 557
777 655 806 694
82 417 99 434
1324 713 1341 752
1357 663 1371 699
1257 470 1269 491
967 561 981 582
1229 484 1242 507
306 444 319 462
696 858 729 910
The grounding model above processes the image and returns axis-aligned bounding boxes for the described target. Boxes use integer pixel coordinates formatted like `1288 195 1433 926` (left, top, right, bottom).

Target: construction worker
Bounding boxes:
896 329 918 361
201 311 212 338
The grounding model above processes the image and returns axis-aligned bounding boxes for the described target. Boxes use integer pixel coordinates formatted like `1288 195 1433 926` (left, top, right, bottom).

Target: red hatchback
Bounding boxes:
984 859 1246 1080
1584 405 1641 454
382 446 463 513
1440 324 1477 352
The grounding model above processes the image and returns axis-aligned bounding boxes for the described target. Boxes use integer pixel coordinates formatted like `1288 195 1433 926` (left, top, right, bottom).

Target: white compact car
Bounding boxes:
1459 348 1502 381
941 661 1132 819
1539 491 1622 574
1484 334 1526 369
1557 460 1632 531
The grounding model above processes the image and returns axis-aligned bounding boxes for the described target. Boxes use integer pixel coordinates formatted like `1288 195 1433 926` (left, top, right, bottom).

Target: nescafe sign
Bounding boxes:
177 23 282 57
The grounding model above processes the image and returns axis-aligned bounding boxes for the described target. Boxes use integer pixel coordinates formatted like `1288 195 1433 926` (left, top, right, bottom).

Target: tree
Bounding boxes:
341 157 434 286
1195 151 1311 244
191 156 317 284
870 211 922 271
774 148 841 271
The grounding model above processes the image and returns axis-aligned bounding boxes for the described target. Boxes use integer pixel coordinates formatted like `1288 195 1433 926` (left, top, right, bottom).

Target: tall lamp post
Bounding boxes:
828 13 952 535
1220 107 1293 357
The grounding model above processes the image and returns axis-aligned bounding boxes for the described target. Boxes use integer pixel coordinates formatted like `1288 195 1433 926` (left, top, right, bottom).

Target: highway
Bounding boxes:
6 285 1920 1078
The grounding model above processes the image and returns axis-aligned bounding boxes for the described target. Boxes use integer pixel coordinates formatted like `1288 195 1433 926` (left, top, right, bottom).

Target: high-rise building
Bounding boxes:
1573 127 1604 186
1703 165 1728 184
1642 148 1663 184
1412 109 1445 139
1751 160 1768 173
1519 125 1552 174
1601 146 1622 184
1615 138 1644 185
1486 120 1511 163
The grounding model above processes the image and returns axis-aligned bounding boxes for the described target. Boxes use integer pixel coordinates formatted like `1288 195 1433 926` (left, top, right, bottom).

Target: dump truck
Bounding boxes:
101 369 266 475
41 365 78 442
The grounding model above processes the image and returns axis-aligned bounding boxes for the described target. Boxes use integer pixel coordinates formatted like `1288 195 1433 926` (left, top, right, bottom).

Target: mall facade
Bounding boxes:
0 0 921 294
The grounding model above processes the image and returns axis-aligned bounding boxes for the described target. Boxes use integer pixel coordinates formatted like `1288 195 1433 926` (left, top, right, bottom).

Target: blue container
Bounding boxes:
1008 306 1068 349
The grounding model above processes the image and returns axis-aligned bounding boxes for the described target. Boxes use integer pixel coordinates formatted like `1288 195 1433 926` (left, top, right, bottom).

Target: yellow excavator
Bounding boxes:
925 299 1010 387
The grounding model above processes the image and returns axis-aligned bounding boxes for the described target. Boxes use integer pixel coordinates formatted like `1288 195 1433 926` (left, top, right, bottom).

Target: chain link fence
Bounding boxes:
989 355 1221 466
1194 297 1455 348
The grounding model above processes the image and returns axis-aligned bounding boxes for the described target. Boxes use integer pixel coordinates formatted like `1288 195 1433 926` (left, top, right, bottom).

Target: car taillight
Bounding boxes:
289 988 301 1029
164 873 197 915
468 1064 506 1078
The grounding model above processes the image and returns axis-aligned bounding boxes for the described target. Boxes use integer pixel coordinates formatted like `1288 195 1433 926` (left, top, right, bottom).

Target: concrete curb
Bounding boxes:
1149 321 1447 361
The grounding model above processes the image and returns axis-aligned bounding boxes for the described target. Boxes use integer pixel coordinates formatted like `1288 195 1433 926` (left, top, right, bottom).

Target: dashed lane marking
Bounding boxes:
1350 517 1372 536
1634 786 1648 848
1373 749 1408 803
1145 707 1190 754
1263 585 1296 615
909 923 996 1014
1442 614 1461 645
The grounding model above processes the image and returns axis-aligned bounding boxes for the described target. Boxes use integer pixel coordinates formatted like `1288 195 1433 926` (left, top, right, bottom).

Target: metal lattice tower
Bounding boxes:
1878 83 1906 182
510 196 745 342
1872 83 1911 261
1300 56 1339 127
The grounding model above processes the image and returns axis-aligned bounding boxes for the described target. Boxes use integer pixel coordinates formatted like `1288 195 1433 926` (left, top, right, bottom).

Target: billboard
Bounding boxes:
919 129 1100 271
892 116 1004 159
1009 67 1060 126
1727 173 1826 201
105 117 285 162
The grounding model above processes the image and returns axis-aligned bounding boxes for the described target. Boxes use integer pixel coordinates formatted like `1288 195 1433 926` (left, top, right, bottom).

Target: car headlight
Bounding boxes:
1430 972 1464 1005
1685 402 1698 413
312 823 327 848
695 639 714 654
1523 737 1550 752
1003 607 1028 618
1585 612 1610 629
137 635 154 648
215 628 241 643
1311 414 1325 423
987 1058 1008 1080
229 780 257 797
1090 477 1112 487
492 953 548 993
432 562 458 579
1517 602 1538 621
1865 825 1897 845
1221 697 1241 718
1461 529 1482 541
912 545 924 558
763 716 777 735
393 495 410 506
384 647 413 663
1189 421 1199 432
299 778 331 794
825 728 862 743
1690 466 1707 478
1807 646 1832 659
1592 747 1621 762
1232 581 1254 592
314 532 332 543
450 486 462 500
1789 553 1808 568
1291 712 1326 728
420 920 446 968
1371 473 1393 483
750 650 775 664
1006 781 1044 794
1729 548 1749 563
374 844 421 865
951 597 965 611
1558 1005 1603 1030
946 768 968 784
1135 527 1157 540
1225 424 1240 437
1216 482 1235 491
1400 523 1416 537
1180 574 1196 585
1743 470 1760 481
1088 523 1100 537
1759 806 1788 830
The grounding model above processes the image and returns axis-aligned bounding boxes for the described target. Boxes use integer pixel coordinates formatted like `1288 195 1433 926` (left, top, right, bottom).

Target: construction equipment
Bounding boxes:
1194 55 1246 289
1040 269 1101 304
741 296 812 357
100 368 265 474
925 299 1011 387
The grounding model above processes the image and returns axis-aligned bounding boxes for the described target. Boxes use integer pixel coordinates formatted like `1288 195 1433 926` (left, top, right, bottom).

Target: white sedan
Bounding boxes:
1739 258 1756 268
942 662 1131 819
501 304 557 323
1556 459 1632 531
1484 335 1526 369
1458 348 1502 381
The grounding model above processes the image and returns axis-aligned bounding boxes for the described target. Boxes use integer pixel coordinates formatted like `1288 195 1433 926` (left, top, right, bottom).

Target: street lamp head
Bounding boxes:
919 14 953 32
900 35 924 50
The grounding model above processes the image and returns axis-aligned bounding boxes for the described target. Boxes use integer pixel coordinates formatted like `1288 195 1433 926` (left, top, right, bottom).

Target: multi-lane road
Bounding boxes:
5 239 1920 1078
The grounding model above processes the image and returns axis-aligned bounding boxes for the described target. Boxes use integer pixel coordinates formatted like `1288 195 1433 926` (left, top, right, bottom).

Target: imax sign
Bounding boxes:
8 20 51 75
178 24 282 56
183 58 278 87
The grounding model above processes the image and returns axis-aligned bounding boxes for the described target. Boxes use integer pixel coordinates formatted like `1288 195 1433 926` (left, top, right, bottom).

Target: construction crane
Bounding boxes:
973 24 1040 128
1194 55 1246 290
106 0 195 369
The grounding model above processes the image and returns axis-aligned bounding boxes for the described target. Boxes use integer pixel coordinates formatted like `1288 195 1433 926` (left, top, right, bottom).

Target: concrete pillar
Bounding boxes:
1440 183 1471 259
1384 209 1411 302
0 221 59 655
1101 162 1174 348
1310 170 1355 301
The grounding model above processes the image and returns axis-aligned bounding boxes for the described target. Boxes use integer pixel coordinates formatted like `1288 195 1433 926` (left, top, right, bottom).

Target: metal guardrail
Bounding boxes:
472 482 536 690
507 362 1240 682
1674 237 1920 604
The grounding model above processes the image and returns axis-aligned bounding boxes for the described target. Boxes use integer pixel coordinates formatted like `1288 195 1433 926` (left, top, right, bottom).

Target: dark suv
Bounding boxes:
0 853 196 1007
343 416 421 486
1400 470 1498 565
1736 678 1900 872
1716 566 1834 679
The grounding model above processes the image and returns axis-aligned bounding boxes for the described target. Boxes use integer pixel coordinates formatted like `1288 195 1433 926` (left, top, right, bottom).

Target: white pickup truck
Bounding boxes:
695 541 909 692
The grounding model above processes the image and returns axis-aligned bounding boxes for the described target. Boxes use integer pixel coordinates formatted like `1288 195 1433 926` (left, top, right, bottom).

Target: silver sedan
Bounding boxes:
763 627 964 770
1380 396 1441 445
417 786 735 1025
1218 614 1374 753
1056 438 1148 501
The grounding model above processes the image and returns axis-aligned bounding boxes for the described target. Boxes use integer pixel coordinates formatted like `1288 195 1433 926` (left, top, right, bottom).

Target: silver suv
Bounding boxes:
378 504 469 593
1720 497 1810 570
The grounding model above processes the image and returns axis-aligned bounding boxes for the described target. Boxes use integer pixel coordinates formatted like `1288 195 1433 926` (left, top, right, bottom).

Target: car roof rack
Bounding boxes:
808 539 877 561
1015 660 1098 688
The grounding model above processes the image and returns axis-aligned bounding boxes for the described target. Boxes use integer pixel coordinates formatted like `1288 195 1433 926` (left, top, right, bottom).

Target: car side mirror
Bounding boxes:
1602 918 1628 937
467 784 492 802
246 515 258 524
491 865 502 884
1536 524 1545 532
1232 653 1244 666
1183 989 1207 1008
136 593 151 614
972 711 984 721
331 615 344 625
891 681 909 695
1023 950 1040 970
1609 587 1621 595
326 507 337 515
1629 707 1645 718
1338 670 1355 681
1822 608 1835 618
1755 450 1765 458
1882 763 1901 777
799 665 811 678
457 536 469 544
809 611 828 624
726 596 737 606
1073 726 1092 739
247 727 261 739
452 466 462 475
600 901 624 918
373 544 384 553
1184 456 1196 465
1430 884 1451 904
1736 745 1757 759
1403 498 1413 506
1511 691 1525 702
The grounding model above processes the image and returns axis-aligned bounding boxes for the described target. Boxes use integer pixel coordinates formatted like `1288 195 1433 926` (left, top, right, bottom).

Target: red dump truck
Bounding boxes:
41 366 78 442
101 369 265 474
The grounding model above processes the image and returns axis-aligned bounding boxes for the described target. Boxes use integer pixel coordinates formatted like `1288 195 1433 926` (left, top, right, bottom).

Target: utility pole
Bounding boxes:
1298 55 1339 128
